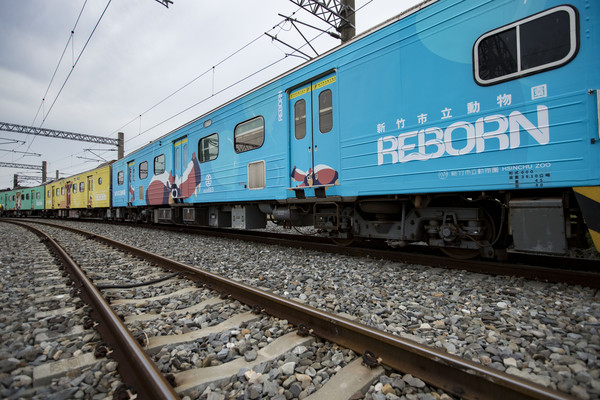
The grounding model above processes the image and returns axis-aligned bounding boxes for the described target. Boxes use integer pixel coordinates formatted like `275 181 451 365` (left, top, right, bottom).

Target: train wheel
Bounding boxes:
331 234 355 246
440 247 480 259
439 208 498 260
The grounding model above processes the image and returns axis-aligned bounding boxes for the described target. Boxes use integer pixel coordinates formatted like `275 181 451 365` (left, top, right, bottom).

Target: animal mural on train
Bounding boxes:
145 153 202 205
1 0 599 259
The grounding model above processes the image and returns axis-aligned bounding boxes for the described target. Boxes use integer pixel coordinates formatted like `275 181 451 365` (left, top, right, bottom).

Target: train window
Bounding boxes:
154 154 165 175
73 185 77 193
118 171 124 185
36 192 40 200
57 188 60 196
319 90 333 133
47 190 51 197
139 161 148 179
26 193 30 200
79 182 85 192
294 100 307 140
474 5 578 85
61 187 64 195
235 116 264 153
199 133 219 163
98 177 102 185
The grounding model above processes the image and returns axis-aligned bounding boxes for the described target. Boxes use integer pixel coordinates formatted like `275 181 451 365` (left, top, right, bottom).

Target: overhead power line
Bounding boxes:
40 0 112 128
31 0 89 127
154 0 173 7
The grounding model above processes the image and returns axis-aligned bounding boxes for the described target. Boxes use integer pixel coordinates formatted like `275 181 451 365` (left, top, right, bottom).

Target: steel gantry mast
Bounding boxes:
0 122 124 160
289 0 356 43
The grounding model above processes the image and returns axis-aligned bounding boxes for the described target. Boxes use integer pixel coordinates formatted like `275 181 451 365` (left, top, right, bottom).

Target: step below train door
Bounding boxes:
289 72 340 197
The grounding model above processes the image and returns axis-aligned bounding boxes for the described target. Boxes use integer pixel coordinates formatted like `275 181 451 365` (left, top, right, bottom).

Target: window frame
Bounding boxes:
79 182 85 192
154 154 165 175
294 99 307 140
318 89 333 133
199 133 219 163
234 116 265 153
118 171 124 185
473 5 579 86
139 161 148 180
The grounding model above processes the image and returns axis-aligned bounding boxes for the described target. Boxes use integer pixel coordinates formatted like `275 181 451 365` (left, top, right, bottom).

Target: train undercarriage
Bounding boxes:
114 189 590 260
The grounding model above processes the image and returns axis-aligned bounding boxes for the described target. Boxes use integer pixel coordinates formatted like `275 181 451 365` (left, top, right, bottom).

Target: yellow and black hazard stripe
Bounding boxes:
574 186 600 252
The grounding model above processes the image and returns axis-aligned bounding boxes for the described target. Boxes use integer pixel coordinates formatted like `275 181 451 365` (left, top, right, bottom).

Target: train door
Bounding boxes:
127 161 135 205
65 182 72 208
289 72 340 190
87 175 93 207
172 136 188 199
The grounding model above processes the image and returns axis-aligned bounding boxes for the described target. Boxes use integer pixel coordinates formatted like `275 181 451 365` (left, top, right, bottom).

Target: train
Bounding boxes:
1 0 599 259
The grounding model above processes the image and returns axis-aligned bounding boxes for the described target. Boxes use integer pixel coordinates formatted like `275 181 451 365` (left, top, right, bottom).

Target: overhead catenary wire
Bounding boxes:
31 0 89 128
116 12 339 148
25 1 375 179
111 1 377 149
40 0 112 129
18 0 112 163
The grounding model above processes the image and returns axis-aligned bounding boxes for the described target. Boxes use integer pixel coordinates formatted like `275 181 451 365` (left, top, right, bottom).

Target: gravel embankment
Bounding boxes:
0 223 123 399
44 220 600 400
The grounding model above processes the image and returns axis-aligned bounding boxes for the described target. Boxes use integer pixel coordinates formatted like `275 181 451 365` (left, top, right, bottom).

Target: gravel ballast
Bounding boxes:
5 220 600 399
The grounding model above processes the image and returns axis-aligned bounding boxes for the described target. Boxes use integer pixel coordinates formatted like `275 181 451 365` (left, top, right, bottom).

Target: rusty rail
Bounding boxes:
31 221 574 400
9 221 179 400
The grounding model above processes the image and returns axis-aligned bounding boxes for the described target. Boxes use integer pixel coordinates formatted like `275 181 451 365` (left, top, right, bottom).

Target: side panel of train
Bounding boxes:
0 186 45 216
111 0 599 256
112 85 291 225
45 165 112 218
337 1 599 196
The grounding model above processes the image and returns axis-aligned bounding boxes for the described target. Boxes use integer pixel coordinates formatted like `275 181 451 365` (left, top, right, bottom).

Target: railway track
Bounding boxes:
74 218 600 288
4 219 578 399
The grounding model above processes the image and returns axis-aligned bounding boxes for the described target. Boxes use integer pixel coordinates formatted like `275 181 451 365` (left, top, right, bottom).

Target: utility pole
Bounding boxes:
42 161 47 183
118 132 124 160
340 0 355 43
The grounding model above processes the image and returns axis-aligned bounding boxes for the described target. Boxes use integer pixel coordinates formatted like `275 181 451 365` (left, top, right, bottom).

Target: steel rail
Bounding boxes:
8 221 179 400
74 219 600 287
38 221 573 400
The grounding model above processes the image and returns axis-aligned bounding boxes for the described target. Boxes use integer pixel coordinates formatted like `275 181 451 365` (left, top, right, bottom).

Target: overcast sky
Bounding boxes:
0 0 421 190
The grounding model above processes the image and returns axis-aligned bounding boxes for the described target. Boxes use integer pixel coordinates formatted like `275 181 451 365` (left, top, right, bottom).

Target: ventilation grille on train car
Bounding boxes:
248 161 265 190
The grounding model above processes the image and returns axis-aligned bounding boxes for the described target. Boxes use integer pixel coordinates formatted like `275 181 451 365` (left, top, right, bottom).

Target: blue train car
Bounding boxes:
112 0 600 257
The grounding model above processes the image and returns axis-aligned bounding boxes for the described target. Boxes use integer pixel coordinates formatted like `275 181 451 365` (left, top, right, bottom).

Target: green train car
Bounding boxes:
0 185 45 216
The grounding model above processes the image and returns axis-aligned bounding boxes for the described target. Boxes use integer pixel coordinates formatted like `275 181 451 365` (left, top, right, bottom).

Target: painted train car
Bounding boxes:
109 0 600 258
0 186 45 216
45 162 112 218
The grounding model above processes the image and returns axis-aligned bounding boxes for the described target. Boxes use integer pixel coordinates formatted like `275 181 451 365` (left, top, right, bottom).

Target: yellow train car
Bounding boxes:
45 162 112 217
